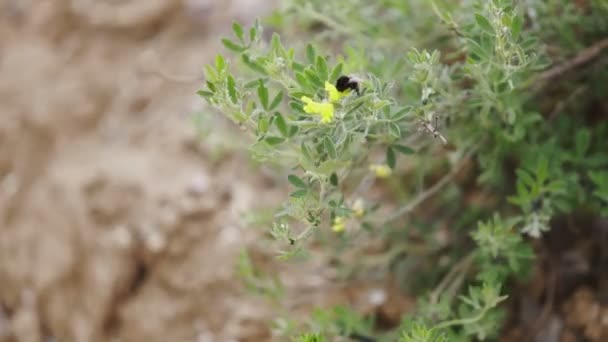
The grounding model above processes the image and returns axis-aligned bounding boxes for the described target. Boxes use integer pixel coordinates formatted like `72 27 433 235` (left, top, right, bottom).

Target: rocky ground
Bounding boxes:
0 1 284 341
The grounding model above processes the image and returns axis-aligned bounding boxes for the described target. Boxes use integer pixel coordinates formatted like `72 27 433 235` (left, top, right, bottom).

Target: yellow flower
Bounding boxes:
301 96 334 123
325 81 349 102
352 199 365 218
332 216 346 233
369 164 392 178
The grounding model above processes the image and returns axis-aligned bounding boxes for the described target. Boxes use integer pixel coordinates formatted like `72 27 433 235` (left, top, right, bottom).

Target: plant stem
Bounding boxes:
376 145 478 226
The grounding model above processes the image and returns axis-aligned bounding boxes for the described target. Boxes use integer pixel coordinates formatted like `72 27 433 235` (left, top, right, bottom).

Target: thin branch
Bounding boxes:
537 37 608 84
429 252 476 305
376 145 478 226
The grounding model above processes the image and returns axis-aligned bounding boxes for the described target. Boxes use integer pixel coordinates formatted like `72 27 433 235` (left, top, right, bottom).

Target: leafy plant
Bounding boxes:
198 0 608 339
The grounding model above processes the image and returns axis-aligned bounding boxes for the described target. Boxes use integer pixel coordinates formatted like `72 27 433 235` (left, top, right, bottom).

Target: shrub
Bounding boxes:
199 0 608 340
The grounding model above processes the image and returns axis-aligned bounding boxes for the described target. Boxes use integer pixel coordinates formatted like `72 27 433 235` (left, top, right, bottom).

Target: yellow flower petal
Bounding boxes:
332 216 346 233
301 96 335 123
325 81 348 102
352 199 365 218
369 164 392 178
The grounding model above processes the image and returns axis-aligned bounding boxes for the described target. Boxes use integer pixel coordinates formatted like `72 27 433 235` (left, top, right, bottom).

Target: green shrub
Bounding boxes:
199 0 608 340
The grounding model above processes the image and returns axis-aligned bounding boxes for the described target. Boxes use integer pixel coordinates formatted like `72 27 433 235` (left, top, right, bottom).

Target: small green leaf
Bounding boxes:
475 14 495 35
391 107 411 121
510 15 523 40
206 81 216 92
315 56 329 82
249 27 257 43
329 62 343 83
226 75 238 104
306 43 316 65
386 147 396 169
295 72 310 89
330 173 339 186
288 126 299 137
258 116 270 134
257 80 269 110
292 61 305 73
221 38 245 52
290 101 304 113
301 142 312 161
324 137 337 159
270 32 284 55
288 175 307 188
265 136 285 145
242 54 267 75
215 55 226 73
244 79 260 89
393 144 415 155
290 189 308 198
305 68 323 88
232 21 244 43
269 91 284 111
197 90 213 98
274 113 289 137
536 157 549 184
388 122 401 139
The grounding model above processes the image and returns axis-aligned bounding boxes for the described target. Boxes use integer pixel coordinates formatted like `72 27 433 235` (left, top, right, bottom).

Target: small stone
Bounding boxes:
145 230 166 253
108 225 133 249
368 288 387 307
187 173 210 196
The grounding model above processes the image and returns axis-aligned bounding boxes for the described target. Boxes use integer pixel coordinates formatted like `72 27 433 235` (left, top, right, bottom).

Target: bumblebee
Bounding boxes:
335 75 362 95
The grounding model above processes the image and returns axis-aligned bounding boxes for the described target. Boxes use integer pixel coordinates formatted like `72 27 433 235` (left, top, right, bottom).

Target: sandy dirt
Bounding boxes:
0 1 285 341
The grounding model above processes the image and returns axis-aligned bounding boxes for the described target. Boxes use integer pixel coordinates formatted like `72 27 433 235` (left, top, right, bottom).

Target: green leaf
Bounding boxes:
467 37 490 60
295 72 310 89
258 116 270 134
232 21 244 43
393 144 415 155
265 136 285 145
330 173 339 186
288 175 307 188
269 91 284 111
510 15 523 40
290 189 308 198
206 81 216 92
288 125 299 138
244 79 260 89
242 54 267 75
475 14 495 35
270 32 283 55
221 38 245 52
324 137 337 159
388 122 401 139
329 62 343 82
197 90 213 98
226 75 238 104
215 55 226 73
249 25 257 43
257 80 269 110
274 113 289 137
306 43 316 65
301 142 312 161
386 147 396 169
516 169 535 189
305 68 323 88
536 157 549 184
315 56 329 82
391 107 411 121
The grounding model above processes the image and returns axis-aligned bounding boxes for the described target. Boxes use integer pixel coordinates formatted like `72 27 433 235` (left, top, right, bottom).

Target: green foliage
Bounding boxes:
203 0 608 340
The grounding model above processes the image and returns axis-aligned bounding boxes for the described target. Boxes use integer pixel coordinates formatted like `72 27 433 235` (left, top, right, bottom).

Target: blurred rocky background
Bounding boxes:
0 1 284 341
